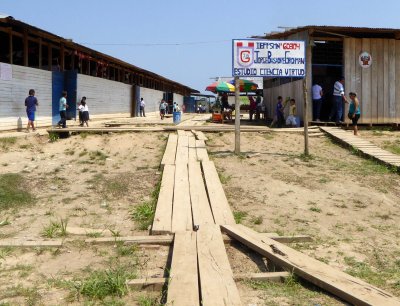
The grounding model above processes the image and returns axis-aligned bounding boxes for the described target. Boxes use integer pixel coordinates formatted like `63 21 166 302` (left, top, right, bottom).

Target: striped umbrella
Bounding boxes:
229 79 258 92
205 81 235 93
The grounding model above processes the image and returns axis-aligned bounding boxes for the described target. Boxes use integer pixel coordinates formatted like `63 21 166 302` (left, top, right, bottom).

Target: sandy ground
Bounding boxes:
207 129 400 305
1 116 400 305
0 130 168 305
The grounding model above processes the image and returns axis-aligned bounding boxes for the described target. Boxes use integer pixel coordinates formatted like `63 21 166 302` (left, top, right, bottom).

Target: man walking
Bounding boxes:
140 97 146 117
58 91 68 128
312 82 323 121
25 89 38 132
330 77 348 124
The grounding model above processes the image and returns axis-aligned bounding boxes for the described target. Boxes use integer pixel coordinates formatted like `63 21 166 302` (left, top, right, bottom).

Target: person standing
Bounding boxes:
248 96 256 121
286 99 297 127
348 92 361 136
24 89 38 132
312 82 323 121
275 96 285 128
58 91 68 128
159 99 167 120
78 96 86 126
81 99 90 127
140 97 146 117
330 77 348 124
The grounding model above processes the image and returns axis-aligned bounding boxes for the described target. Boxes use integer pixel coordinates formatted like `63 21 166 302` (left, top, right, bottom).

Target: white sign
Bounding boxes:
0 63 12 80
359 51 372 68
232 39 306 78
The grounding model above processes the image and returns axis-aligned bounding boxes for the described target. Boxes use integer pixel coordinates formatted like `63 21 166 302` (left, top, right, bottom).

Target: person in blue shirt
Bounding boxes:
348 92 361 136
57 91 68 128
24 89 38 132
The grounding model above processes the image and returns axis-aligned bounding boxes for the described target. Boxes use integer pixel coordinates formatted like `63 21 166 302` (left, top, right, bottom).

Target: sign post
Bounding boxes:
232 39 306 154
234 76 240 154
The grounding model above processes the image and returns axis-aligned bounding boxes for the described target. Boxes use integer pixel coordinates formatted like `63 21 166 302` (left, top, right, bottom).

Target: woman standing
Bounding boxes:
348 92 361 136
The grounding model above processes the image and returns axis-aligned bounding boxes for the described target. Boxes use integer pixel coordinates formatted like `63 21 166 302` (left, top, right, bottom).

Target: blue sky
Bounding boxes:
2 0 400 93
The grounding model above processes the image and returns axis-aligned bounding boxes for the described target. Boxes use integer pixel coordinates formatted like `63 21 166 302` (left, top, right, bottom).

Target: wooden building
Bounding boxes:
0 14 198 130
255 26 400 124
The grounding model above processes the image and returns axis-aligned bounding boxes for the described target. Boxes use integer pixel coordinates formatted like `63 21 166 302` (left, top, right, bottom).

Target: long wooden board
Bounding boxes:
197 225 241 306
202 161 235 225
152 165 175 234
172 163 193 232
161 134 178 166
167 231 199 306
85 235 173 245
196 139 209 162
222 224 400 306
188 162 215 226
175 135 189 165
0 239 63 247
188 136 197 162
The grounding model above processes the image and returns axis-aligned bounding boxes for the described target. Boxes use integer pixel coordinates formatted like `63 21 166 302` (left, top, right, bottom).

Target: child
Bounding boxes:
159 99 167 120
271 96 285 128
81 99 89 127
348 92 361 135
286 99 297 127
78 97 86 126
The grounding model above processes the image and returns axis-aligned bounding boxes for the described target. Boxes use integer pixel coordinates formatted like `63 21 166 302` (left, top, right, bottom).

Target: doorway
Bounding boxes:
311 40 343 121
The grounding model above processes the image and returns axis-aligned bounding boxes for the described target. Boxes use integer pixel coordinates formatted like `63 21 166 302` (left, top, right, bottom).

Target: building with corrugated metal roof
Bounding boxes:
254 26 400 124
0 14 198 130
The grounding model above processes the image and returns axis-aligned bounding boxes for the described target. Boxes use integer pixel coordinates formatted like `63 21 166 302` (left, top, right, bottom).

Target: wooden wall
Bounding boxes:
263 30 312 121
344 38 400 124
0 63 52 130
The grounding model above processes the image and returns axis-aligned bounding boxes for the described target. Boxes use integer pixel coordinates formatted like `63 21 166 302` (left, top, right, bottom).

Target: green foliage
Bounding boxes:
48 132 59 142
309 207 322 213
131 179 161 230
0 137 17 150
0 173 34 210
251 215 263 225
233 211 248 224
138 295 161 306
41 218 68 238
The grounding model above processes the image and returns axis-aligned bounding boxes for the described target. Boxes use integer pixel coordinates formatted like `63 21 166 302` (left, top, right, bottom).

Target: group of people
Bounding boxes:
248 93 265 121
271 96 297 128
312 76 361 135
24 89 90 131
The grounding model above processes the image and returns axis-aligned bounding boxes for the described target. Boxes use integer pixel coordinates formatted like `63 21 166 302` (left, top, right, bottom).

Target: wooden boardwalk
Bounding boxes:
150 123 400 305
320 126 400 168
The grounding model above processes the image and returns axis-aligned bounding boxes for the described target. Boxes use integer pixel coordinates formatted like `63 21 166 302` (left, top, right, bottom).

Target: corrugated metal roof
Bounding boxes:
0 16 198 93
254 25 400 39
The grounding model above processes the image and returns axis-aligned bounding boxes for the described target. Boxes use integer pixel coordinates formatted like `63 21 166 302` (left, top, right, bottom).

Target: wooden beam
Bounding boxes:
202 161 235 225
38 37 42 69
222 224 400 306
23 29 28 66
161 134 178 166
60 43 65 71
0 239 63 247
126 271 290 291
172 163 192 232
9 29 13 64
167 231 199 305
188 162 215 226
152 165 175 235
197 225 241 306
85 235 173 245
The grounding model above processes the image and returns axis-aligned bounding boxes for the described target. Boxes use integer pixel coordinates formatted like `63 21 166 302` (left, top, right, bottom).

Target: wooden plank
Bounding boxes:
371 39 379 123
188 162 215 226
197 225 241 306
188 136 197 163
377 39 385 123
193 130 208 141
344 38 352 124
152 165 175 235
175 135 189 165
223 234 312 244
222 224 400 306
361 38 372 124
161 134 178 166
389 39 396 121
172 163 192 232
85 235 173 245
355 39 362 122
383 39 390 122
0 239 63 247
396 40 400 123
127 271 290 291
196 139 209 162
202 161 235 225
167 231 199 306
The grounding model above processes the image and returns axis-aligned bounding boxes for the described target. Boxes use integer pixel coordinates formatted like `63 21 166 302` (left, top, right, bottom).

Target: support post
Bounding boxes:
234 76 240 154
303 78 309 156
